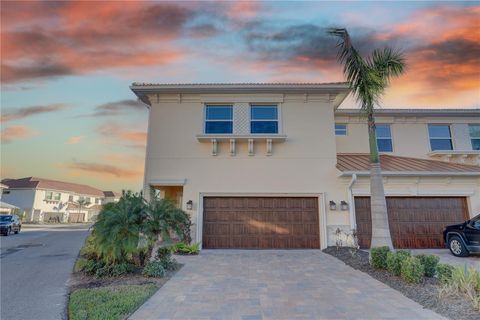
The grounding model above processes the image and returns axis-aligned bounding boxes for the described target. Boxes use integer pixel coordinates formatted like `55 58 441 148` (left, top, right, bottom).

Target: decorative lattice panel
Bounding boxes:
233 103 250 135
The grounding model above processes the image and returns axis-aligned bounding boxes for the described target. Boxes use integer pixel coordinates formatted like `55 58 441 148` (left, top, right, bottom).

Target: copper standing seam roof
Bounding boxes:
336 154 480 173
1 177 105 197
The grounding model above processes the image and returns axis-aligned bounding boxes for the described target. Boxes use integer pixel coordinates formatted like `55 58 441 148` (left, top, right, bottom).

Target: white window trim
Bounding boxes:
376 124 393 153
203 104 234 135
249 104 280 135
427 124 454 151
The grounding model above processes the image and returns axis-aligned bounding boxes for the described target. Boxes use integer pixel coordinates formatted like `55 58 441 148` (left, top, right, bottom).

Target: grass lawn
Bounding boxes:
68 284 158 320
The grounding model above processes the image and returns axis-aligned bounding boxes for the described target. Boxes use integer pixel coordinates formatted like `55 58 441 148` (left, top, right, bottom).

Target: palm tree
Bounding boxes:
328 28 406 248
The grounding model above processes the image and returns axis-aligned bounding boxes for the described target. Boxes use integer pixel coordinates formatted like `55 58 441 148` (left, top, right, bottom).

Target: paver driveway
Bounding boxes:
130 250 443 320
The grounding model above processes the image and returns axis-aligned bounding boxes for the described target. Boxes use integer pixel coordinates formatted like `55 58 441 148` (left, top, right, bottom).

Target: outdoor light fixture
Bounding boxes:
186 200 193 210
340 201 349 211
329 201 337 211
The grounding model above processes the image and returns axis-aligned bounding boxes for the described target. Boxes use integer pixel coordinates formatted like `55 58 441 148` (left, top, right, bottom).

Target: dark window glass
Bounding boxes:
377 139 393 152
376 124 391 138
206 106 232 120
472 139 480 151
205 122 233 134
428 125 451 138
251 106 277 120
430 139 453 151
251 122 278 134
335 124 347 136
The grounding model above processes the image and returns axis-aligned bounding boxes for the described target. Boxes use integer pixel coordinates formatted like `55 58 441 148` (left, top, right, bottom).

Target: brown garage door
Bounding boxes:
68 212 85 223
203 197 320 249
355 197 469 249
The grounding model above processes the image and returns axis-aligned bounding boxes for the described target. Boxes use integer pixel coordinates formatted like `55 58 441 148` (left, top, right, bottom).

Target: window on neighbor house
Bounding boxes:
45 191 53 200
428 124 453 151
469 124 480 151
250 105 278 134
54 193 61 201
86 197 91 204
204 105 233 134
376 124 393 152
335 124 347 136
95 198 100 204
79 196 85 202
69 195 74 202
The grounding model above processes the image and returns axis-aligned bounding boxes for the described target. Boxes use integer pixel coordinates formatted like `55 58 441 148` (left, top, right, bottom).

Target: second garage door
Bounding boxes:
355 197 469 249
203 197 320 249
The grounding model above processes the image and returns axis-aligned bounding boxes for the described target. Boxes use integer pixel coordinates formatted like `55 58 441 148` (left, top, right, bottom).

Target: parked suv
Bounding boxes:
444 214 480 257
0 215 21 236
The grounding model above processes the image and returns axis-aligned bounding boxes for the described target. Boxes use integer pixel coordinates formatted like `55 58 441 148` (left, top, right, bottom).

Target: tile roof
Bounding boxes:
103 191 121 197
337 154 480 174
1 177 104 196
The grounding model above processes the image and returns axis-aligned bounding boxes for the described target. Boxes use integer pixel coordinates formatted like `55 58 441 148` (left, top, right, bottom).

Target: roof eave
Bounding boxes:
339 171 480 177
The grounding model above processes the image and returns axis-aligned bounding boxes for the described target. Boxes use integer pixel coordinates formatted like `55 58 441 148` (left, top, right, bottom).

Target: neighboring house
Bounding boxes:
0 183 20 214
130 82 480 250
103 191 121 204
1 177 105 222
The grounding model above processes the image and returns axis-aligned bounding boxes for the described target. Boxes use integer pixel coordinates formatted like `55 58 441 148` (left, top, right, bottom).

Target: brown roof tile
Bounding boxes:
1 177 104 196
337 154 480 174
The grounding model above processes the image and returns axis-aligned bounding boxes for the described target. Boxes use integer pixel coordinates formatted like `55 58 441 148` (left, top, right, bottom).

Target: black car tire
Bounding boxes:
448 236 469 257
14 227 20 234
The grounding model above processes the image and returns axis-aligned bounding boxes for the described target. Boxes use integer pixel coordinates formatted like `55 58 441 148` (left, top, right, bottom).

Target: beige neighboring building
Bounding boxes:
1 177 105 222
131 83 480 250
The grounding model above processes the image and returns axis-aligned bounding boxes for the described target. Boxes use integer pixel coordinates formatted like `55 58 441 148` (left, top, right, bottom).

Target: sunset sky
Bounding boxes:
1 1 479 192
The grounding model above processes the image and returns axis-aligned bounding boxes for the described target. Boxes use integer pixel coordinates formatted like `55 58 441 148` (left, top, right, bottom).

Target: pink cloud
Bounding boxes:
1 125 35 144
66 136 83 145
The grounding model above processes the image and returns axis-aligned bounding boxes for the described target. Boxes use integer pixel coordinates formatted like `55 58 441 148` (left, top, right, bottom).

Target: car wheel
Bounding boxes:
449 236 469 257
14 227 19 234
4 228 10 236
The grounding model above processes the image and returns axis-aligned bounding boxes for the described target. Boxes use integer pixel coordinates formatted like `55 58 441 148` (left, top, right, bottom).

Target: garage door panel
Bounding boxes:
203 197 320 249
355 197 468 249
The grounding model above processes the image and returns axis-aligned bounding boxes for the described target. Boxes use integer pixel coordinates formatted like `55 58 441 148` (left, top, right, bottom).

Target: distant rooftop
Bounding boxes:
336 108 480 117
2 177 104 197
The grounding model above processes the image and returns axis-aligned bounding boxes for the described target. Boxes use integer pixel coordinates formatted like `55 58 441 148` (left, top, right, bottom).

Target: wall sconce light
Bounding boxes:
340 201 349 211
186 200 193 210
329 201 337 211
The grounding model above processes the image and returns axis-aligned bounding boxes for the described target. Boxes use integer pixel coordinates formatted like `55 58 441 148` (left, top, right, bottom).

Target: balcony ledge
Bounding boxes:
196 134 287 142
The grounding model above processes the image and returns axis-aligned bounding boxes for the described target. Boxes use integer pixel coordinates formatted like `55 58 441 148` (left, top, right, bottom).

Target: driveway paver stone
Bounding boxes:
130 250 444 320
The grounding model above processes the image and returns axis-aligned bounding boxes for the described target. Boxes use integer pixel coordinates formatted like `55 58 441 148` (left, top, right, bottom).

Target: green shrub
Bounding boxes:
142 261 166 278
79 234 99 260
170 242 200 255
415 254 440 277
400 257 425 284
437 263 455 283
386 250 411 276
156 247 171 260
370 246 390 269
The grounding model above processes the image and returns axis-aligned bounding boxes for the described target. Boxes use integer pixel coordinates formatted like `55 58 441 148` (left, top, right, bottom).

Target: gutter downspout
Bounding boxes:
348 174 357 231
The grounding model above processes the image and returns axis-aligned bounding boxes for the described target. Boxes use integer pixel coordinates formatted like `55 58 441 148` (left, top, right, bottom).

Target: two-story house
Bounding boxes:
130 83 480 250
1 177 106 222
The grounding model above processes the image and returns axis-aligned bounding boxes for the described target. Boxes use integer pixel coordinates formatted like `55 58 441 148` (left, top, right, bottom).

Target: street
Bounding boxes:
0 224 90 320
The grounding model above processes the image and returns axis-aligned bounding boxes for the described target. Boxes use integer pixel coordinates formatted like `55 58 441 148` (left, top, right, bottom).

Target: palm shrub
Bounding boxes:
144 193 191 262
93 191 146 264
439 266 480 310
415 254 440 277
386 250 410 276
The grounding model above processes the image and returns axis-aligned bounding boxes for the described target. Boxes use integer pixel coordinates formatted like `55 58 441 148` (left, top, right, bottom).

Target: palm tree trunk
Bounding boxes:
149 234 162 262
367 113 393 249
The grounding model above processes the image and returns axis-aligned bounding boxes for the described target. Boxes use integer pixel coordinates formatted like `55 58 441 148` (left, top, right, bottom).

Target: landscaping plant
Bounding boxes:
400 256 424 284
436 263 455 284
386 250 411 276
142 261 166 278
415 254 440 277
439 266 480 310
170 242 200 255
370 246 390 269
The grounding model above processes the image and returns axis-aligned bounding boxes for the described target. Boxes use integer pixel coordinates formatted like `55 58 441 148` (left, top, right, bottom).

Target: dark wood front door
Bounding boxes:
203 197 320 249
355 197 469 249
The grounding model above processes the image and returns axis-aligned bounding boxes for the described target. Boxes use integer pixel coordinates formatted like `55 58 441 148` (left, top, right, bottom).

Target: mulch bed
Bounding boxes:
323 247 478 320
68 265 182 292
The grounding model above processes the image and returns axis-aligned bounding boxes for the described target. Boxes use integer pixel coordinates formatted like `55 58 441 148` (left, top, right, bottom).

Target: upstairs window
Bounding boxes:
428 124 453 151
335 124 347 136
54 193 61 201
469 124 480 150
250 105 278 134
376 124 393 152
45 191 53 200
205 105 233 134
69 195 74 202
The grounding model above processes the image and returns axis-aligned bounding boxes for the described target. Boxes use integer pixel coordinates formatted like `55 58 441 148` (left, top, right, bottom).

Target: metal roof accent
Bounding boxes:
335 108 480 117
